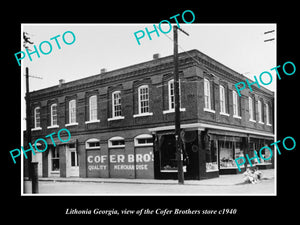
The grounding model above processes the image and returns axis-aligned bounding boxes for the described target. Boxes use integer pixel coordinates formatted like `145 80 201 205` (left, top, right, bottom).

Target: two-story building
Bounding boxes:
26 49 274 180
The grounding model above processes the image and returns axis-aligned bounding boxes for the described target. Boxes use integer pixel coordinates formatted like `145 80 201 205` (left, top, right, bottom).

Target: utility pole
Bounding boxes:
173 25 189 185
24 67 42 180
25 67 32 179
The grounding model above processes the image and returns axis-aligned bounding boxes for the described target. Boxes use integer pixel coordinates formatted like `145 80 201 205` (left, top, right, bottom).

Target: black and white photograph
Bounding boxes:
20 23 276 195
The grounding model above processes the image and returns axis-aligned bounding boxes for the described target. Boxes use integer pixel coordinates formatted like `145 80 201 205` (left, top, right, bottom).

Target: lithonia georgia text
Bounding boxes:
65 208 237 216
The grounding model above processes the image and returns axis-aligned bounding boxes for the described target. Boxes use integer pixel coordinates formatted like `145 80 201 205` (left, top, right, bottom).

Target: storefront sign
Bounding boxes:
86 150 154 178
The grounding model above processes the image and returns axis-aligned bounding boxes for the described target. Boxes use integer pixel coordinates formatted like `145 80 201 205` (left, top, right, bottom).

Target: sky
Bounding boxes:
21 23 276 129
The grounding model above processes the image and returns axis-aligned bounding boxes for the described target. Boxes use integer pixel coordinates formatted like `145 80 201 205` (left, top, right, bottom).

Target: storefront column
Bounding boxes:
243 135 250 171
78 141 86 178
198 131 206 179
42 150 48 177
125 139 135 179
100 140 109 178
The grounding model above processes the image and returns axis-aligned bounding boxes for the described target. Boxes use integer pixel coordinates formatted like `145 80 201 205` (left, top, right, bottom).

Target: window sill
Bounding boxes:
258 121 264 125
233 115 242 119
47 125 59 129
85 119 100 124
220 112 230 117
133 112 153 118
65 122 79 127
206 169 219 172
204 108 215 113
163 108 186 114
249 119 256 123
266 123 272 126
134 143 154 147
108 116 125 121
108 145 125 148
31 127 42 131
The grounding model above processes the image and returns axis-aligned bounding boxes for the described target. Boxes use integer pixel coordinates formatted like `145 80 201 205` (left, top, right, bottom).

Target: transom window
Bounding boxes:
134 134 153 146
86 138 100 149
108 136 125 148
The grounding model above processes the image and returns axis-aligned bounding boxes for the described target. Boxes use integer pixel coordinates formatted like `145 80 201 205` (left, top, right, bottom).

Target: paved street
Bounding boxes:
23 169 275 195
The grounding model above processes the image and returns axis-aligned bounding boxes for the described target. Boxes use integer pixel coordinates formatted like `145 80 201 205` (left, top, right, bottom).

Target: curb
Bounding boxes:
35 175 274 187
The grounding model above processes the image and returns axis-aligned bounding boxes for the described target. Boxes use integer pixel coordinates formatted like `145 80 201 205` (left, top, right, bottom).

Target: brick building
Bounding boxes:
26 49 274 180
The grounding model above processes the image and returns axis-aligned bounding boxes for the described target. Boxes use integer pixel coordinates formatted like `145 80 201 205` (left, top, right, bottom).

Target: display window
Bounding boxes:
159 134 186 172
219 140 244 169
206 140 218 172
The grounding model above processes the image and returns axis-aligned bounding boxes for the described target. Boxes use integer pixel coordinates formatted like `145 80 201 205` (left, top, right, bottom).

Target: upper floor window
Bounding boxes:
265 103 271 125
69 99 76 124
258 100 263 123
89 95 98 121
168 79 175 110
138 85 150 114
219 85 226 114
204 78 214 112
112 91 122 118
34 106 41 128
163 79 185 114
232 90 240 118
249 96 255 121
50 104 58 126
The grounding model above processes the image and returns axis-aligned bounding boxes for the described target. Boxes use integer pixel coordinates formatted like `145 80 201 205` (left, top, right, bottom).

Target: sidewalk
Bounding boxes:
37 169 275 186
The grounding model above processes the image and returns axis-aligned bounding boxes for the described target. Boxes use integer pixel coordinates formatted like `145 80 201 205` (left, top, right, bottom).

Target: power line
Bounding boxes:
28 79 200 111
162 32 209 72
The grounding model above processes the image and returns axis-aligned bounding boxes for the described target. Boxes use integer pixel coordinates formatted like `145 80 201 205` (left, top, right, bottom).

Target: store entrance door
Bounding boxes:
66 144 79 177
154 131 200 180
